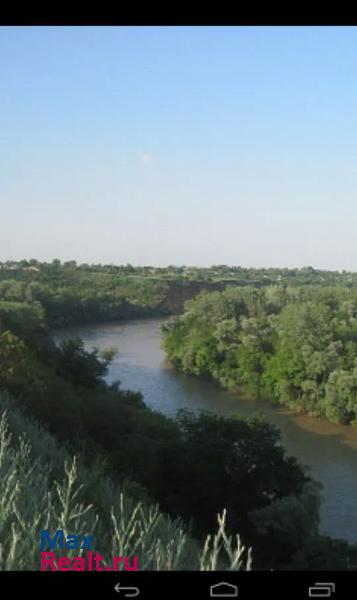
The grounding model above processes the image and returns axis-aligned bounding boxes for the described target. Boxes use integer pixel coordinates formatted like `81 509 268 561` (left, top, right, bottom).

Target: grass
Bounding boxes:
0 391 252 571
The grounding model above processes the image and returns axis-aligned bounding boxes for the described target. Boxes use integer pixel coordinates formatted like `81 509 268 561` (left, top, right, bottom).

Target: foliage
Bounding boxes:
0 392 252 571
1 277 357 570
163 286 357 424
3 260 357 327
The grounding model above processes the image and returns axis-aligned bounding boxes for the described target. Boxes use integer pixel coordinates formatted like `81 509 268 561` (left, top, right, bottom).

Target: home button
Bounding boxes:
210 581 238 598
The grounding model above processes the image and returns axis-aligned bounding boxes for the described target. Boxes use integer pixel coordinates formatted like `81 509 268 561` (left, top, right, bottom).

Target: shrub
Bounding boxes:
0 392 251 571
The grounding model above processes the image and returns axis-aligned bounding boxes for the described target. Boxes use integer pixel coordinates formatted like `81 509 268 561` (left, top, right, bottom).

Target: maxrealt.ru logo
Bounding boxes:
40 530 138 571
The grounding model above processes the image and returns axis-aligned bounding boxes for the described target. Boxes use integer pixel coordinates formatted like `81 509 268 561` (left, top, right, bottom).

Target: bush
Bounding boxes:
0 392 252 571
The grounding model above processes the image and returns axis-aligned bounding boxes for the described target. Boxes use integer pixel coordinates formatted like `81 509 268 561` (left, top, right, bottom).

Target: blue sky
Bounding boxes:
1 26 357 269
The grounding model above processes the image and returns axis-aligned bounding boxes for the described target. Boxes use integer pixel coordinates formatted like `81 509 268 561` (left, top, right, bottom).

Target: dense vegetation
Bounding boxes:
0 322 310 567
3 259 357 286
0 391 251 571
0 260 170 326
163 286 357 425
3 259 357 327
1 260 357 569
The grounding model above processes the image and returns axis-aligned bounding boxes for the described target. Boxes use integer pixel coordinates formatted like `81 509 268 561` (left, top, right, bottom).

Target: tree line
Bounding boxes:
163 285 357 425
2 260 357 328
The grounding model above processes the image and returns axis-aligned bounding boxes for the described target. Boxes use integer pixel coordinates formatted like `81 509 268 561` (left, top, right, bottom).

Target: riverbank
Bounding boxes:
54 317 357 544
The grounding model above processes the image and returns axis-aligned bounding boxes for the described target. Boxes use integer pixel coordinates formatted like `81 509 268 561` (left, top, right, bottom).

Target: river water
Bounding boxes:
55 317 357 544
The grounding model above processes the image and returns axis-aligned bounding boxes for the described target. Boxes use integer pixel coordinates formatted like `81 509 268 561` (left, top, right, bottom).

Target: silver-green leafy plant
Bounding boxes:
0 391 252 571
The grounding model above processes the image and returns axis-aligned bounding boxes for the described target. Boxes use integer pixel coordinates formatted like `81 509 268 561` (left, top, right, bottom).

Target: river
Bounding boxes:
55 317 357 544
